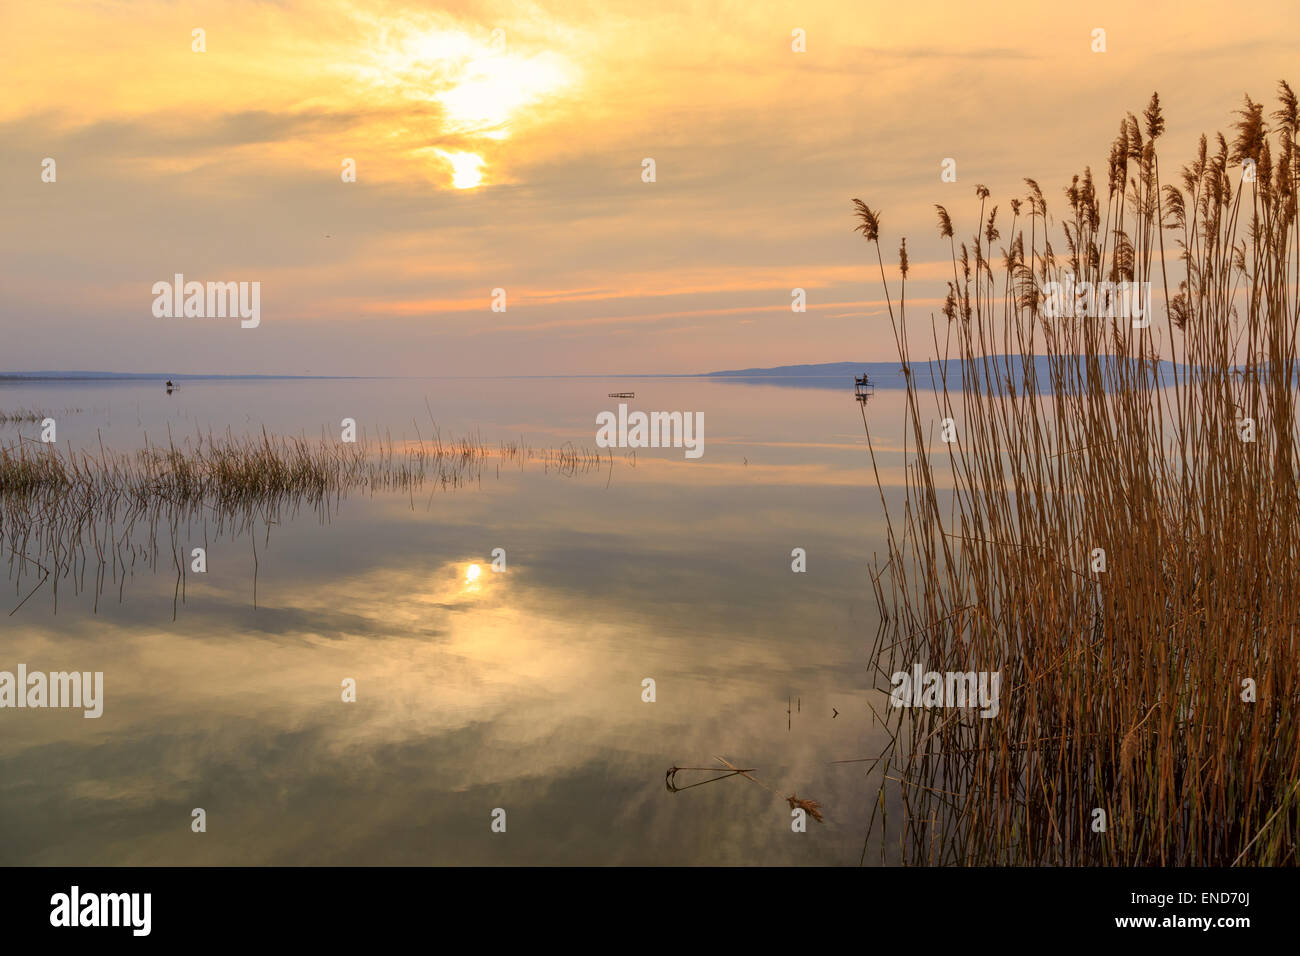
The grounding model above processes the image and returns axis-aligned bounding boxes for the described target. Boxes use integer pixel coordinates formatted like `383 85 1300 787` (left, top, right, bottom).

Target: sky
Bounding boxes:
2 0 1298 375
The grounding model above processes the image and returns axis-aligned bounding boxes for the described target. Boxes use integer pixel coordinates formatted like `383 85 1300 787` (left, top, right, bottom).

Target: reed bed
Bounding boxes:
0 425 606 614
0 407 80 424
857 84 1300 865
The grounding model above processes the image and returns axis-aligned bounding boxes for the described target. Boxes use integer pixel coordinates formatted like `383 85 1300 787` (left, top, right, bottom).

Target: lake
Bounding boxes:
0 375 911 865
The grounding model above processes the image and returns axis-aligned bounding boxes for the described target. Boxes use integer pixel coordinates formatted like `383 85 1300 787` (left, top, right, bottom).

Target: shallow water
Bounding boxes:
0 376 908 864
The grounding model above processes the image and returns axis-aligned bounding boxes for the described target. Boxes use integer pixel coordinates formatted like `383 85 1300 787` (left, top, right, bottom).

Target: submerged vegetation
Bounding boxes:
857 84 1300 865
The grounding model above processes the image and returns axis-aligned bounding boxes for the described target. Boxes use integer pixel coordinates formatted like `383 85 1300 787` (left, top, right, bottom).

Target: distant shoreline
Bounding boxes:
0 356 1194 386
0 372 364 382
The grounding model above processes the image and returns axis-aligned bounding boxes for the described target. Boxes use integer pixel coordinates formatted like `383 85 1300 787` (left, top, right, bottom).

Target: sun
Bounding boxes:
436 149 485 189
466 563 482 583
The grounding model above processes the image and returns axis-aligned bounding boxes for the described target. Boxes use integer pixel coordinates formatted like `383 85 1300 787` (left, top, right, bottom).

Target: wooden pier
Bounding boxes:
608 392 635 398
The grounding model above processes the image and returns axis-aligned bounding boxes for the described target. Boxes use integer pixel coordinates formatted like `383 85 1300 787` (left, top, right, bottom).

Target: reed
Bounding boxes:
0 425 606 615
0 407 80 424
856 84 1300 865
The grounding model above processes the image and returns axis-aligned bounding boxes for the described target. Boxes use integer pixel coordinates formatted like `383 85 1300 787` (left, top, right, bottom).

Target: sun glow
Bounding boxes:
437 53 571 132
353 22 574 189
466 564 482 583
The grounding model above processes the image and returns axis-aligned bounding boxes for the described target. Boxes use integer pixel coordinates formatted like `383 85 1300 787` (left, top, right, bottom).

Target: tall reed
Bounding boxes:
857 84 1300 865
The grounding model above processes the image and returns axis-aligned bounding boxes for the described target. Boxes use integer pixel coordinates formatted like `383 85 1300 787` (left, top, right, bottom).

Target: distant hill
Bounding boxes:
704 357 1186 391
705 361 884 378
704 361 908 389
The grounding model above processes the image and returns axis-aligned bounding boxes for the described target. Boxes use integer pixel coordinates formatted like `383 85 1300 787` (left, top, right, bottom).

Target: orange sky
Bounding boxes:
2 0 1298 374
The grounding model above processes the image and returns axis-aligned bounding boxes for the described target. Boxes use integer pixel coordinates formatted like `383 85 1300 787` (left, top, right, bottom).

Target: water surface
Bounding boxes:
0 376 907 864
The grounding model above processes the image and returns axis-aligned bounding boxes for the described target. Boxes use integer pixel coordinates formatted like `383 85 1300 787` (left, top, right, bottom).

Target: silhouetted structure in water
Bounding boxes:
854 374 874 403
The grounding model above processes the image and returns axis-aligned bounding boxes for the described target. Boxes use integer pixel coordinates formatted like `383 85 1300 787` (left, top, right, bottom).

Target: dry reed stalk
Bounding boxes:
855 84 1300 866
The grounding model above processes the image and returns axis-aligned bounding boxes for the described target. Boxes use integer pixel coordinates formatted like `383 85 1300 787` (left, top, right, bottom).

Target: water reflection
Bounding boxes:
0 378 890 864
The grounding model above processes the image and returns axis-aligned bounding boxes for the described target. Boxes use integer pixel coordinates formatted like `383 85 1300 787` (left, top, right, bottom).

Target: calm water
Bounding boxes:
0 376 911 865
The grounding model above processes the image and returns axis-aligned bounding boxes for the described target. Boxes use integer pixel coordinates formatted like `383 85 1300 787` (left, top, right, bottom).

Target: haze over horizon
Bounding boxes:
0 358 880 379
3 0 1297 376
